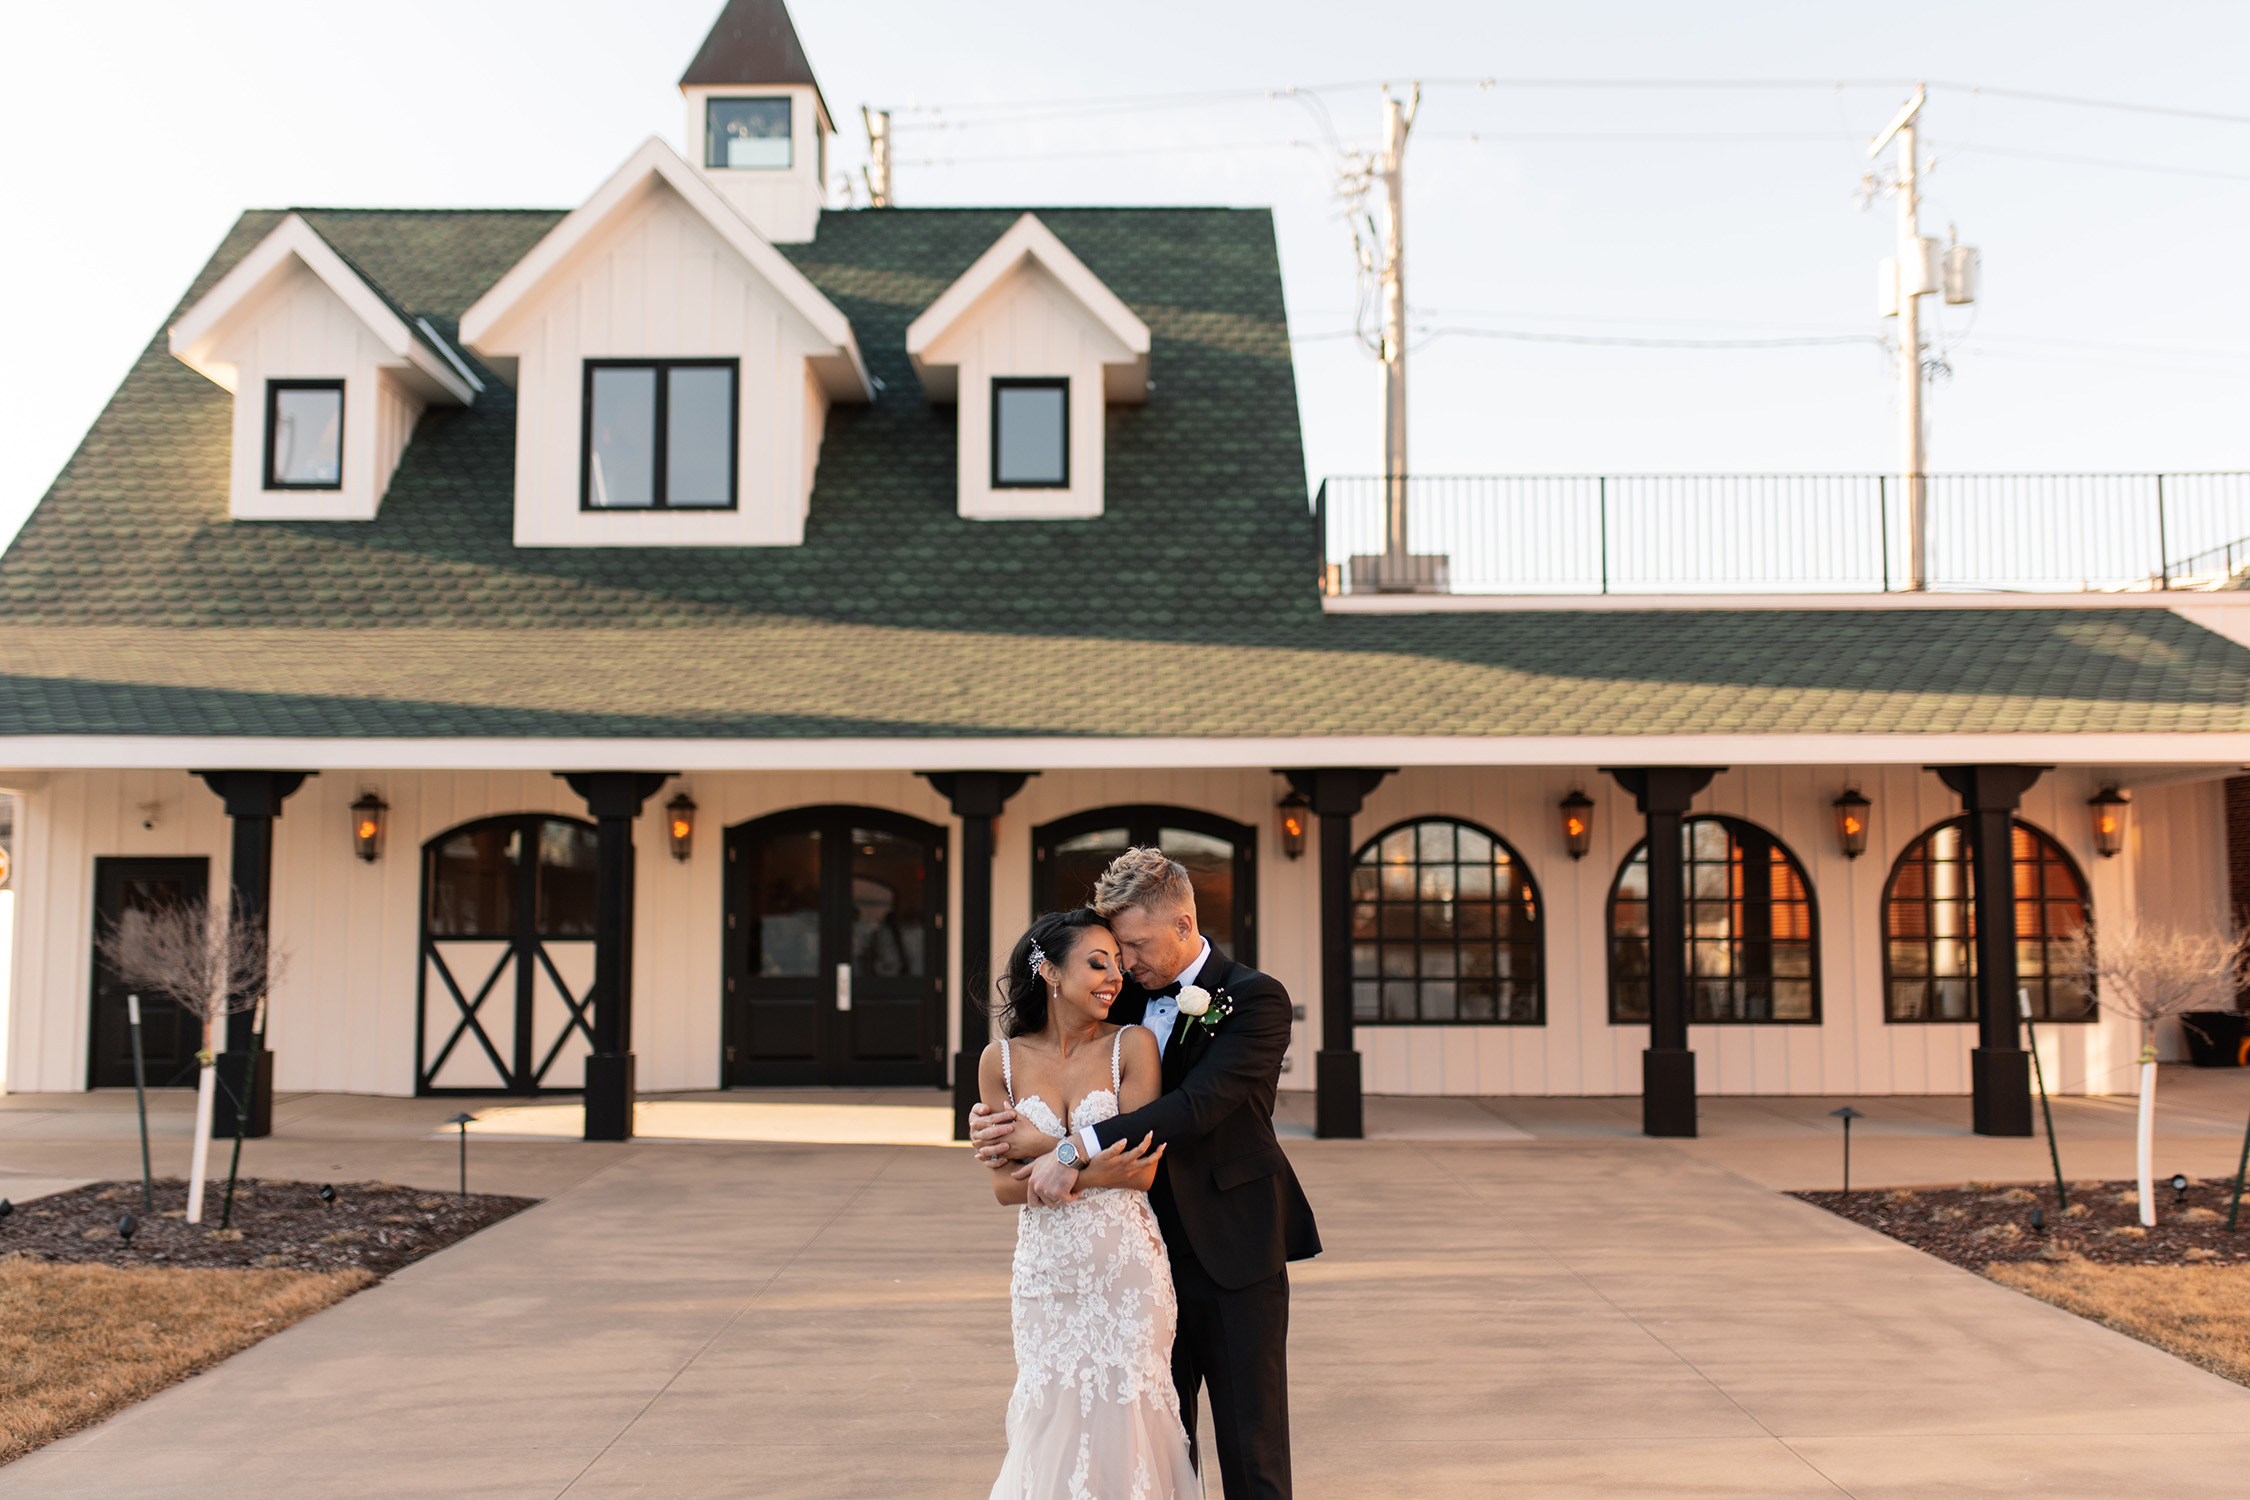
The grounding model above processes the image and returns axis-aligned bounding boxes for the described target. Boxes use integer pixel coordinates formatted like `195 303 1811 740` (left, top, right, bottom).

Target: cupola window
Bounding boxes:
264 379 344 489
991 378 1069 489
582 359 738 510
706 97 792 169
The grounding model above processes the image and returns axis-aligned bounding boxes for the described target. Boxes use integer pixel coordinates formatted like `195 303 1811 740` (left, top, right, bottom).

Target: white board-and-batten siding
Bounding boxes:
216 262 427 523
494 181 832 548
0 765 2219 1100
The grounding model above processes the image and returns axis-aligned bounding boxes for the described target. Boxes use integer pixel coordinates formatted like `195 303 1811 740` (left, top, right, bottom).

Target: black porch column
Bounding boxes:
921 772 1034 1139
1932 765 2049 1137
560 772 673 1142
1285 768 1392 1140
193 770 311 1138
1604 767 1724 1138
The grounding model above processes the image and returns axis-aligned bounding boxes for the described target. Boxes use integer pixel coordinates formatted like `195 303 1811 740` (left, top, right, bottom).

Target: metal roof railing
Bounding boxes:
1315 473 2250 596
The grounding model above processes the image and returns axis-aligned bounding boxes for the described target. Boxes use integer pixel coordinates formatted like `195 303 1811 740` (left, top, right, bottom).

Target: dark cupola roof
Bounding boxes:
679 0 821 88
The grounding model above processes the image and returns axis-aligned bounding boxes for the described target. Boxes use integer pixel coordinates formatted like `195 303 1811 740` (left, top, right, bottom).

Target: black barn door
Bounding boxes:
88 857 210 1089
724 808 947 1086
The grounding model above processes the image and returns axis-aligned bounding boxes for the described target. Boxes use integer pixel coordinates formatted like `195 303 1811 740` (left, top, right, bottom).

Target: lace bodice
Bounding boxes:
990 1030 1193 1499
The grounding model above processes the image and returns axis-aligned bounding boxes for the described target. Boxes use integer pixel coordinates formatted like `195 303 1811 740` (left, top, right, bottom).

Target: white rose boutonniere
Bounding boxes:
1174 984 1233 1039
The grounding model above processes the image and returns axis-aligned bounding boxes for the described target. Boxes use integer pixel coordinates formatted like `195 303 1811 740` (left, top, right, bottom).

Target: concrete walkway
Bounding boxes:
6 1078 2250 1495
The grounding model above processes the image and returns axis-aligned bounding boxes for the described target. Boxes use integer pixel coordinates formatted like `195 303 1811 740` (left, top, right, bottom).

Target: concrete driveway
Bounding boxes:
6 1082 2250 1497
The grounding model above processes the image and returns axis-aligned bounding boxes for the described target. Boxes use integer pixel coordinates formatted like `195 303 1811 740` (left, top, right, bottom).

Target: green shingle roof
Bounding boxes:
3 204 2247 742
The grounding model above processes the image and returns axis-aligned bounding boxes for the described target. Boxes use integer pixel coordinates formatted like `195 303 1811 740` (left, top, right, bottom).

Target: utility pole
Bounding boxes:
1378 84 1418 585
1870 86 1928 590
862 107 892 208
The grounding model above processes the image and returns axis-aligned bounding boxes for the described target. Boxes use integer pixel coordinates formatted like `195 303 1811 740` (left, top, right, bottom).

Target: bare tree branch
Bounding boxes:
2055 923 2250 1044
95 896 288 1025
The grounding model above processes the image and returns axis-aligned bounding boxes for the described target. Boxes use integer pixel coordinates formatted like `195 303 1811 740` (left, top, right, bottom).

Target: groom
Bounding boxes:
972 847 1319 1500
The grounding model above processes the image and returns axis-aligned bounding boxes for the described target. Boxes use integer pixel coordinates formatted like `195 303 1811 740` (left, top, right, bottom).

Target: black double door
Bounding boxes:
88 857 209 1089
724 807 947 1086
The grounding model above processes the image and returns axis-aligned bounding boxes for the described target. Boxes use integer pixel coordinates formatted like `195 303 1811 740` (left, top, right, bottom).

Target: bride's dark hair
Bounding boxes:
993 909 1111 1038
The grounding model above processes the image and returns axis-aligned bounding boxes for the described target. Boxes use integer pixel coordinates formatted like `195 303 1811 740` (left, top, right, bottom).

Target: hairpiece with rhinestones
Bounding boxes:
1028 942 1048 973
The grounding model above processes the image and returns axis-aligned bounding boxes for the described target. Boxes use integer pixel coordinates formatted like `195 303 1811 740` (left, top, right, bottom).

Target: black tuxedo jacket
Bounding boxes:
1088 951 1321 1290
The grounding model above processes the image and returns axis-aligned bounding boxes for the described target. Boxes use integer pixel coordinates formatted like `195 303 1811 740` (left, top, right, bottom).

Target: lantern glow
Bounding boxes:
1277 790 1309 860
1559 790 1594 860
667 792 697 861
1832 787 1871 859
350 791 388 863
2088 784 2128 858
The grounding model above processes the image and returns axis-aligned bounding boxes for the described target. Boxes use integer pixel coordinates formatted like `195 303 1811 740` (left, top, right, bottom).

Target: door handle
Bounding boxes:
835 962 853 1012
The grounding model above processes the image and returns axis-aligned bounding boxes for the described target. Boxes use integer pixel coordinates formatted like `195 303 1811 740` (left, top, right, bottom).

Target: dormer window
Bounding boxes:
265 379 344 490
582 360 738 510
992 379 1069 489
706 97 791 169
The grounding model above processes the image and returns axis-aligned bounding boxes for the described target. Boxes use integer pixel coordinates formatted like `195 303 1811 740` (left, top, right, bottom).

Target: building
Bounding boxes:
5 1 2248 1143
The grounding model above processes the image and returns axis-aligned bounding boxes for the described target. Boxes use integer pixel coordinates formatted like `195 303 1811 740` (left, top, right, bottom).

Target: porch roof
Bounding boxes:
6 207 2250 746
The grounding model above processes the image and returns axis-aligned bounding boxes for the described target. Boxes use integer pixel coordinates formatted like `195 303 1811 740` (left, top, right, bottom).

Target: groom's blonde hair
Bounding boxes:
1091 847 1196 920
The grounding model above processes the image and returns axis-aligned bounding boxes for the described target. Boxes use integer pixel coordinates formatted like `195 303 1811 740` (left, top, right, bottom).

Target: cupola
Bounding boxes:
680 0 833 243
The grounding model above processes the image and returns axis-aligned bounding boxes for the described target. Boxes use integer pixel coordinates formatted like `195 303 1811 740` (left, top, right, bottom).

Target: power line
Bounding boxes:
1946 141 2250 184
1293 326 1881 350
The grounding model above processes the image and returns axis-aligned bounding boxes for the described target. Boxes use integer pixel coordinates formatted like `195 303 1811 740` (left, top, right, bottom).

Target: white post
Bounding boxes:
1870 87 1929 590
186 1017 216 1224
2136 1039 2158 1228
1379 85 1418 582
862 107 892 208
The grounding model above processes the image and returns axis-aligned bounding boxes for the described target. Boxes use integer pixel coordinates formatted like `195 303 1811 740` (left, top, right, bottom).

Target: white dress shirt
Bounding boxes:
1079 937 1210 1160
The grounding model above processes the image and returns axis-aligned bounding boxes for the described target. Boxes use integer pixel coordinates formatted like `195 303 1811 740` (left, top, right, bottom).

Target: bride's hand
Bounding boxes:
1073 1132 1164 1191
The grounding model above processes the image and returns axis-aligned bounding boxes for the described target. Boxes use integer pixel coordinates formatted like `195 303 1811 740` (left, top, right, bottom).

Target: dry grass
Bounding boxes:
0 1254 370 1465
1989 1257 2250 1387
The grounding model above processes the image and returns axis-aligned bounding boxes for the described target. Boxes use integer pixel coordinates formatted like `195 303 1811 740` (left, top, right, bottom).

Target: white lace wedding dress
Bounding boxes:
991 1033 1199 1500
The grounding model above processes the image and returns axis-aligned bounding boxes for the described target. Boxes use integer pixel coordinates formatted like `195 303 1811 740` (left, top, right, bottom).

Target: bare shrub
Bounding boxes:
93 897 283 1039
2055 923 2250 1055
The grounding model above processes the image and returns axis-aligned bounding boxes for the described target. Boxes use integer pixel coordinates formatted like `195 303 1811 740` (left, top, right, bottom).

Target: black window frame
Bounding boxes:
1881 815 2096 1024
704 95 794 171
579 358 740 512
1607 814 1822 1026
1349 816 1545 1027
263 378 345 491
990 376 1071 490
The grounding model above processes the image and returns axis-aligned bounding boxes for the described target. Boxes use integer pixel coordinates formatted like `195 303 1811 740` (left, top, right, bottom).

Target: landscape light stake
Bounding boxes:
448 1112 476 1197
1830 1106 1863 1195
219 995 267 1231
128 993 154 1213
2228 1102 2250 1232
2021 991 2068 1212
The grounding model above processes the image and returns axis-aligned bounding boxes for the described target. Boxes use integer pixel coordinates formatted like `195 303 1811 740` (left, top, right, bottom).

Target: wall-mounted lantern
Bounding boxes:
2089 784 2129 858
1833 787 1871 859
666 792 698 861
351 791 388 863
1277 790 1310 861
1560 789 1594 860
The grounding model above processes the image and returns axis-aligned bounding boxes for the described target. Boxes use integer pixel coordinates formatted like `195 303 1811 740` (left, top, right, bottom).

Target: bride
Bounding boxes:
978 908 1199 1500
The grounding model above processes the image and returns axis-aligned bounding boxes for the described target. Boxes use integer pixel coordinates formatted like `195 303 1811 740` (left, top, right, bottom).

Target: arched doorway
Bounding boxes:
418 814 600 1095
724 807 948 1086
1031 806 1256 965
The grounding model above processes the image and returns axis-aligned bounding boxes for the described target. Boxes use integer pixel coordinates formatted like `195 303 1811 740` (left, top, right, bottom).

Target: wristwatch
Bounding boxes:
1054 1139 1082 1169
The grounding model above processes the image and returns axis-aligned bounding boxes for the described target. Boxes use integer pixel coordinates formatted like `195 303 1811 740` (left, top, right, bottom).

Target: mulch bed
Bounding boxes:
0 1178 535 1276
1795 1177 2250 1271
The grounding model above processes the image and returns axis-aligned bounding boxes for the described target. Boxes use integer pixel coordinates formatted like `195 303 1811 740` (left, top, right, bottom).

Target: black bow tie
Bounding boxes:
1149 982 1183 1000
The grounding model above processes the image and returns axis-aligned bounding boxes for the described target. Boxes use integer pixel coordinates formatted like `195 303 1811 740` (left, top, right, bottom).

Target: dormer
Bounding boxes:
459 138 869 548
906 214 1150 521
679 0 832 244
168 214 479 521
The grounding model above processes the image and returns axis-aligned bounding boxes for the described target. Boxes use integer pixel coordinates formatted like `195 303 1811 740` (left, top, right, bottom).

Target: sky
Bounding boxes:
6 0 2250 552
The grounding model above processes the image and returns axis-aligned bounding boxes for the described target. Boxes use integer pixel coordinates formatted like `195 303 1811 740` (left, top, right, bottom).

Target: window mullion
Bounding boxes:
652 364 671 508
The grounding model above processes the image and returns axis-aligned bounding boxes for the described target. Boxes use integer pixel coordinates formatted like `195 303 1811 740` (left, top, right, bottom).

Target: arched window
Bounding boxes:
418 814 601 1095
1033 807 1256 964
1884 817 2093 1022
1350 818 1542 1024
1609 816 1818 1024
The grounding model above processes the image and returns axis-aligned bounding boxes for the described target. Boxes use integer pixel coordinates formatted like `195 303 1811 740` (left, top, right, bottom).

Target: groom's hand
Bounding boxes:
968 1102 1017 1169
